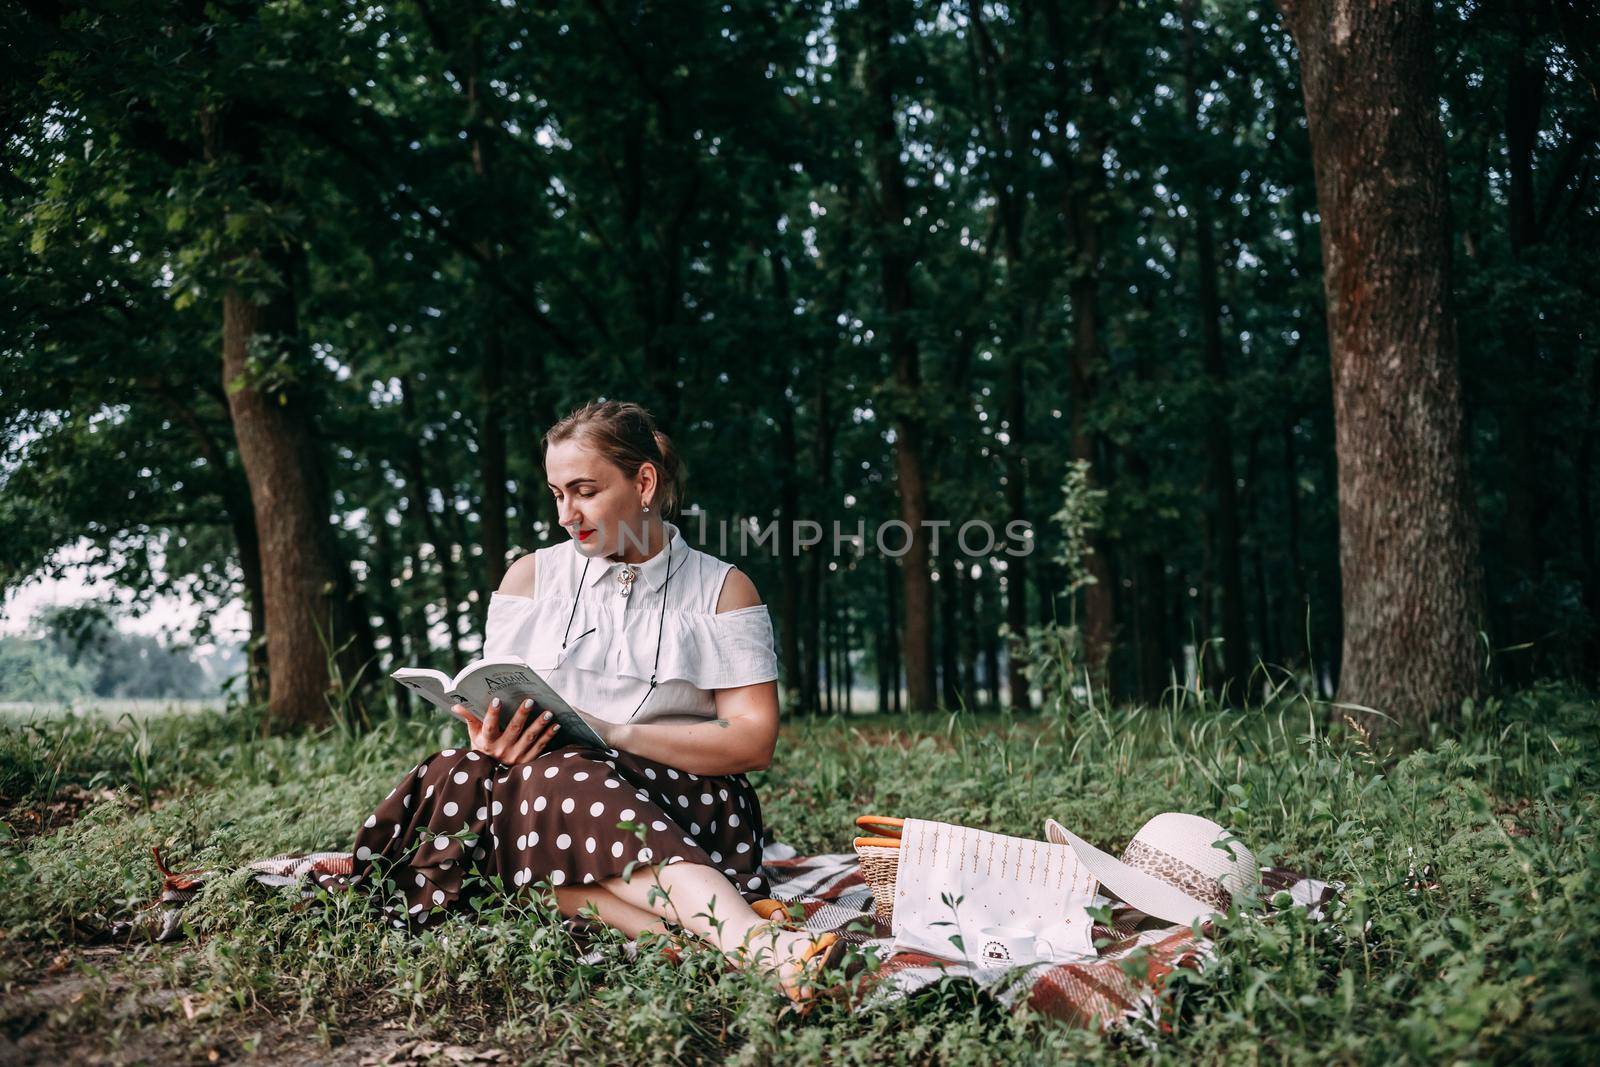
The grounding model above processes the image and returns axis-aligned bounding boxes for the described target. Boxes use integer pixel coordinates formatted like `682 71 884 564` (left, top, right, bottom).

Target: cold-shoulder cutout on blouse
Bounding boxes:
481 521 779 725
498 552 538 598
715 567 761 613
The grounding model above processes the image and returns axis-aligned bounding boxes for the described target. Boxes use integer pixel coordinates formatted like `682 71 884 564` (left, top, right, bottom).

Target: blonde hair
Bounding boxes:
544 400 685 518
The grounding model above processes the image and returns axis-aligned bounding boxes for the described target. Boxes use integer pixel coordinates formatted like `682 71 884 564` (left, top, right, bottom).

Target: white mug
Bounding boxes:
976 924 1040 969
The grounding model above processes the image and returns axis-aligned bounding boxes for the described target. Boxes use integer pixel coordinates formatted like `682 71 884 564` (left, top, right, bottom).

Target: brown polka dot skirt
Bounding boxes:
316 742 768 930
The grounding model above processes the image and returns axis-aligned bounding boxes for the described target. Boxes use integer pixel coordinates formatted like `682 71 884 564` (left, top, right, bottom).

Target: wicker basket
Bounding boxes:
852 815 905 926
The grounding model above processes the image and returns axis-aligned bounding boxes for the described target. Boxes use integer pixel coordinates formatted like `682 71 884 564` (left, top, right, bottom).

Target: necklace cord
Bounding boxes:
556 532 674 726
562 557 592 649
629 535 672 722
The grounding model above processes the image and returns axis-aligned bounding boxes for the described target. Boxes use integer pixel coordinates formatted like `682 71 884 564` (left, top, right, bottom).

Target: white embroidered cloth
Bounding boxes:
889 818 1098 966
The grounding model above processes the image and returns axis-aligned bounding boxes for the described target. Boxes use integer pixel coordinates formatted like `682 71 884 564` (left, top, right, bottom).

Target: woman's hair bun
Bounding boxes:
545 400 685 518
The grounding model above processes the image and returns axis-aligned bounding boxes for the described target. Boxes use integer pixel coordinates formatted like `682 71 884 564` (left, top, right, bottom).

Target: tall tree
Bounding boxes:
962 0 1037 710
207 120 368 727
860 0 936 711
1278 0 1483 726
1043 0 1117 684
1182 0 1250 695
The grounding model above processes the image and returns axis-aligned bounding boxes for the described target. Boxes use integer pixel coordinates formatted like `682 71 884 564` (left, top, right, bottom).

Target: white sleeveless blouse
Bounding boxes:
482 520 780 726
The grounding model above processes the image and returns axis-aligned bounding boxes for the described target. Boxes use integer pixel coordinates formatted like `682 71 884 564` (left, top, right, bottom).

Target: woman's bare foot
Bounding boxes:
730 924 825 995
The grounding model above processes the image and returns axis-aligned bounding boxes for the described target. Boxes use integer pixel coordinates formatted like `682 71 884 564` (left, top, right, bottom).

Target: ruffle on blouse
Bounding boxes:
483 592 780 692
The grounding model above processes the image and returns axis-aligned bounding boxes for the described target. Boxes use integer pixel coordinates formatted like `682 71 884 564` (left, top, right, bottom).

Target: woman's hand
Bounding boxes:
571 706 628 751
451 697 559 766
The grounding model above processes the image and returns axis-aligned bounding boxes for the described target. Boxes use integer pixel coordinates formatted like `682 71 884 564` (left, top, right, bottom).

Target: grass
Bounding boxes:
1 683 1597 1064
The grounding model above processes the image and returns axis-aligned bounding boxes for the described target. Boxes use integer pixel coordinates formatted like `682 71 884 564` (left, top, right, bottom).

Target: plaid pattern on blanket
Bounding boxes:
124 843 1335 1031
757 848 1336 1027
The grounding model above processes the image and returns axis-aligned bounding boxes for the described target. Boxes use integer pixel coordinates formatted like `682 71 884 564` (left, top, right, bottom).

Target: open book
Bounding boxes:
391 656 607 751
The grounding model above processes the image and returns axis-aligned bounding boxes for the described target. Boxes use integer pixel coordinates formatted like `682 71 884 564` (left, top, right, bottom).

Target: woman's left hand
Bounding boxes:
453 697 559 766
574 707 628 751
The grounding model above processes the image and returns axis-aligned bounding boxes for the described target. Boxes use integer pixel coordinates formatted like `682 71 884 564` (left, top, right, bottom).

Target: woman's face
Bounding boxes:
545 437 656 560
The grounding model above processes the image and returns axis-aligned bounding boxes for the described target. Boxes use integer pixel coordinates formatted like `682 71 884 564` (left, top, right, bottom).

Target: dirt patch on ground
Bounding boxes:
0 785 138 842
0 943 511 1067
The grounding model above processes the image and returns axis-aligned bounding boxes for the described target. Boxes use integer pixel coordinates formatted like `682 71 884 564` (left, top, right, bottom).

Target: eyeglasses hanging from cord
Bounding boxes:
561 529 677 725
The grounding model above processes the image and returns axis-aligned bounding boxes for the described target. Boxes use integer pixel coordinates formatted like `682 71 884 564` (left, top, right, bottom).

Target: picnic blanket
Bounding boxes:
126 841 1338 1032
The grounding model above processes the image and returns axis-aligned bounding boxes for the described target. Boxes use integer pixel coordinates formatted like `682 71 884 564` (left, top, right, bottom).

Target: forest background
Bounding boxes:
4 0 1598 732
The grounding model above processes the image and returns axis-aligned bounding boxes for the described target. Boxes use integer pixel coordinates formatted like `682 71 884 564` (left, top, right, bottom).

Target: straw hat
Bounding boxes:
1044 812 1258 927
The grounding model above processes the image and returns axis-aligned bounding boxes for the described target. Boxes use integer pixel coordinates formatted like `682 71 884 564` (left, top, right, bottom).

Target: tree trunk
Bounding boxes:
1124 403 1168 699
802 344 834 715
968 0 1035 712
1124 289 1171 703
465 52 510 593
772 252 805 707
525 352 560 545
399 378 465 663
1279 0 1484 728
877 613 891 715
842 601 854 714
220 266 351 728
983 569 1002 712
1198 519 1216 677
1137 551 1169 701
827 592 836 714
1281 414 1307 665
1577 362 1600 678
479 342 509 591
1173 568 1193 688
839 601 849 713
884 554 903 713
1067 286 1115 684
370 516 409 713
441 494 476 653
1494 17 1548 683
961 557 979 707
1183 1 1249 697
1045 0 1116 684
218 442 269 706
1242 431 1276 675
237 525 268 707
405 547 434 674
939 564 960 709
862 0 936 712
1003 347 1033 711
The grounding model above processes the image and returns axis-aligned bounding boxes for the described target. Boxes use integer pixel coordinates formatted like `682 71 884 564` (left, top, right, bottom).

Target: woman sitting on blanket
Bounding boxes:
329 400 846 1005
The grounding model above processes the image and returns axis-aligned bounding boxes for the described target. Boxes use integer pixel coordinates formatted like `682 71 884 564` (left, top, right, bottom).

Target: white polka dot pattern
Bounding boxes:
328 741 767 929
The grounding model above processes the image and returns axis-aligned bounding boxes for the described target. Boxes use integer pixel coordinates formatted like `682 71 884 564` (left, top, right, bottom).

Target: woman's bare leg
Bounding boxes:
599 862 813 969
551 884 672 940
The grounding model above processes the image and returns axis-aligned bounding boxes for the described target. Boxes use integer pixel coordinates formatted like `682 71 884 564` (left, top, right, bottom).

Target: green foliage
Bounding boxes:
1050 460 1108 602
0 604 219 702
8 0 1595 719
31 604 215 699
0 637 92 703
2 685 1597 1061
1005 460 1109 706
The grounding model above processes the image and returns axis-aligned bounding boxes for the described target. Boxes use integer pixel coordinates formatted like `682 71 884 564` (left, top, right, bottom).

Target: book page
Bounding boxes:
390 669 455 713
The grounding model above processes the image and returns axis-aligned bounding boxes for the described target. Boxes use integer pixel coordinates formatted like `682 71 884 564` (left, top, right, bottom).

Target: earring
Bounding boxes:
642 504 651 513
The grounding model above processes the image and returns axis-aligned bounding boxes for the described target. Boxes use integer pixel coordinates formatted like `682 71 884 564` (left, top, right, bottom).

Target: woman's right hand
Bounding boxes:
450 697 559 765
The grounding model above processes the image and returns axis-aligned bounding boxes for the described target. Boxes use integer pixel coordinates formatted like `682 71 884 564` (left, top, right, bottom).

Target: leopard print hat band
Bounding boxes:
1045 812 1259 925
1120 838 1233 912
